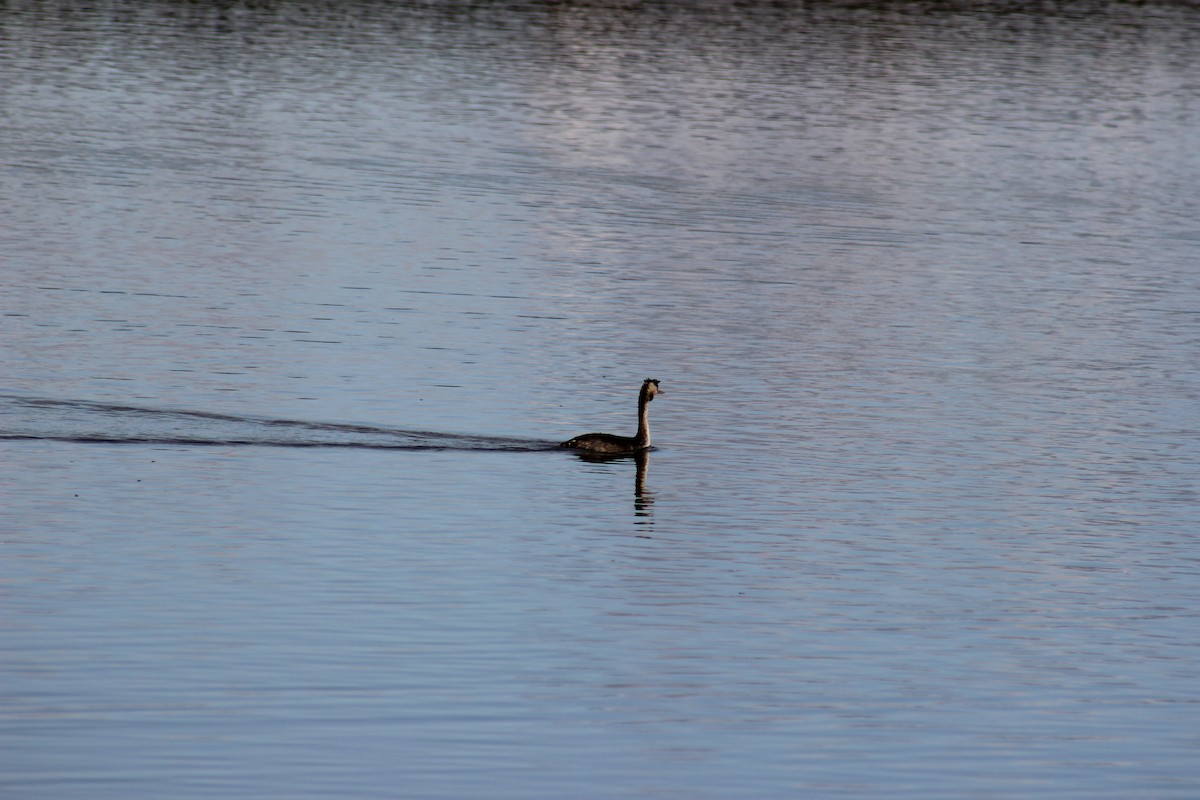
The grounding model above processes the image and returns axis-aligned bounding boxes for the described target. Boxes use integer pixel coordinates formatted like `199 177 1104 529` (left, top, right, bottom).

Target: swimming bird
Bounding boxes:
560 378 662 455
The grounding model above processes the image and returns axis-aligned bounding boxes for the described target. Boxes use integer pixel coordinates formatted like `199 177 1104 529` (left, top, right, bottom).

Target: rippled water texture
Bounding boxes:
3 1 1199 798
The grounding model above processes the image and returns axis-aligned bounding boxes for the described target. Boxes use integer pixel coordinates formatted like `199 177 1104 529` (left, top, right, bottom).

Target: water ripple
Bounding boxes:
0 395 557 452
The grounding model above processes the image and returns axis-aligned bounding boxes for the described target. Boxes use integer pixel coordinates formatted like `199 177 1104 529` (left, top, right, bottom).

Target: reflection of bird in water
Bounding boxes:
571 448 655 521
560 378 662 455
633 449 654 518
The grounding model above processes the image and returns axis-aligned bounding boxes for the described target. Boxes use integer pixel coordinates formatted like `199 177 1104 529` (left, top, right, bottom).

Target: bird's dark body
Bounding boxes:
559 432 644 455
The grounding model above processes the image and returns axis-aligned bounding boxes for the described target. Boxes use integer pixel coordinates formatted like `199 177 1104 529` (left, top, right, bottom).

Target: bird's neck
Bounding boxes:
635 392 651 447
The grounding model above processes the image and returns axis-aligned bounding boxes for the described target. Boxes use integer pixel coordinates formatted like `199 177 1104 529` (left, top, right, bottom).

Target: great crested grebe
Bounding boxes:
560 378 662 455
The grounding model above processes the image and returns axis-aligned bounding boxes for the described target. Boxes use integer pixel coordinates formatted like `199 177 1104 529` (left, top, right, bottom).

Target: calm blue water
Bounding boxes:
3 1 1199 797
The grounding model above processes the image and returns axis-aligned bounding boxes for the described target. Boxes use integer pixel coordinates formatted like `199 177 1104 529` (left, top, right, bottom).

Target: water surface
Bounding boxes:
3 1 1199 798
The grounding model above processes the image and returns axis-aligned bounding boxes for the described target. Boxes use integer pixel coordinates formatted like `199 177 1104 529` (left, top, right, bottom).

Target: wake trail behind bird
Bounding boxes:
0 394 558 452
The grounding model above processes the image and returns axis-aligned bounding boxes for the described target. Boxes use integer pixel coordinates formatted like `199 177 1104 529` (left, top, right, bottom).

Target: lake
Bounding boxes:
3 1 1199 797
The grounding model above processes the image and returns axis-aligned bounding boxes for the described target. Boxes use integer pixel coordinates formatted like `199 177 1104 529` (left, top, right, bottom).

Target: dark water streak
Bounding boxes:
0 395 558 451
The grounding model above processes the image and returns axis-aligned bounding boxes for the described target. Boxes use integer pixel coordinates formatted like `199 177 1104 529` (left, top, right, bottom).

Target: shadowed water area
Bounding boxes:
3 1 1199 798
